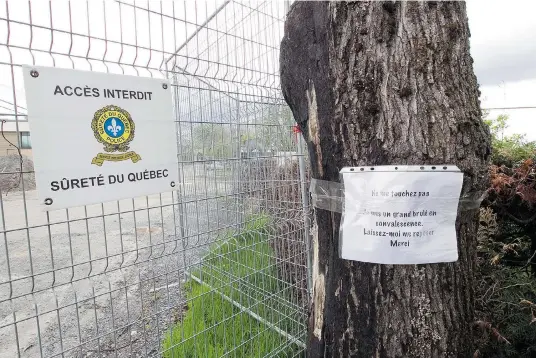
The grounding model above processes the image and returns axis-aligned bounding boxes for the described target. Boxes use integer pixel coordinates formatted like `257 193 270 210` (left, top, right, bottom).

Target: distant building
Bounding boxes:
0 121 32 157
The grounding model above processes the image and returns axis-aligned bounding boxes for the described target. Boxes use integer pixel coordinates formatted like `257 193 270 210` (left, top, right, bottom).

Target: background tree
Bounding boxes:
280 2 491 357
187 107 296 161
484 114 536 167
190 123 234 159
240 106 297 153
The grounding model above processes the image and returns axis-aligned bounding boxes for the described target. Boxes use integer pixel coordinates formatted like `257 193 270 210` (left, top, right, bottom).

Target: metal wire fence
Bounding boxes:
0 1 310 357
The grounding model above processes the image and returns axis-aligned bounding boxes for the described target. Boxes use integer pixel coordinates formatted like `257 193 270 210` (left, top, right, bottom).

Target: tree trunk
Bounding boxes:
280 2 491 357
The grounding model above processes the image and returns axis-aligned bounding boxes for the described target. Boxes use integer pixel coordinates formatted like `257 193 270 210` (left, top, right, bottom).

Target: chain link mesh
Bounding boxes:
0 1 309 357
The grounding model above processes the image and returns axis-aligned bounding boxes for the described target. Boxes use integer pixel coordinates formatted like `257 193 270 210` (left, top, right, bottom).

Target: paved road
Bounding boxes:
0 171 239 357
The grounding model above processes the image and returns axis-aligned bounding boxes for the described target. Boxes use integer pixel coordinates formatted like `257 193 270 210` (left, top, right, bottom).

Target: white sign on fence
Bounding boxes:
23 66 178 210
340 166 463 264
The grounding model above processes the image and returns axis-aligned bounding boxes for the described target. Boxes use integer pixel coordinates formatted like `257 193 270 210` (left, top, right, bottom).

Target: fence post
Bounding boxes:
166 63 188 271
296 129 312 298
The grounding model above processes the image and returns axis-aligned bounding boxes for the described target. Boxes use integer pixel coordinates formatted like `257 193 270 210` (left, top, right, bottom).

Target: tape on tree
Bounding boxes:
309 166 484 264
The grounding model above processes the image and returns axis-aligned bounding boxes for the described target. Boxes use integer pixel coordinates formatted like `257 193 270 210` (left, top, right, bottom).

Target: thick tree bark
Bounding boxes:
280 2 491 357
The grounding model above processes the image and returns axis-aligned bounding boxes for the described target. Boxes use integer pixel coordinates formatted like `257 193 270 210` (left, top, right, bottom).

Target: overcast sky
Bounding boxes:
0 0 535 140
467 0 536 140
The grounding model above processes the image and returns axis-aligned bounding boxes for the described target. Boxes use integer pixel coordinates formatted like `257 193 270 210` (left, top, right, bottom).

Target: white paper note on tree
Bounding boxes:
339 166 463 264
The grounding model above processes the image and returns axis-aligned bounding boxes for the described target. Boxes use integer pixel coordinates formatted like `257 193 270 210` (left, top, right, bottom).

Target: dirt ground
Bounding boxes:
0 178 235 357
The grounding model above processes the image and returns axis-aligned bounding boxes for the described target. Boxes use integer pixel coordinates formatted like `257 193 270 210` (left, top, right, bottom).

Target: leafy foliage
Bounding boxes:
484 114 536 167
186 108 296 160
476 201 536 358
191 123 235 159
475 115 536 357
488 160 536 218
474 258 536 357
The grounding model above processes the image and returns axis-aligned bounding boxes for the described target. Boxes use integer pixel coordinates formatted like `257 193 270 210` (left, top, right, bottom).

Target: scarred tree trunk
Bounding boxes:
280 2 491 357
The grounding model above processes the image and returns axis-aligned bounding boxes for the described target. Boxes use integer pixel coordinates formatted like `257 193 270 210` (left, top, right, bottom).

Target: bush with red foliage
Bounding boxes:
484 159 536 274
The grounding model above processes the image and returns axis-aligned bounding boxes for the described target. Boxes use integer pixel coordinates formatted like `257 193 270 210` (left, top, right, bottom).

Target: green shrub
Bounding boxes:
476 208 536 357
475 264 536 357
475 115 536 356
484 114 536 166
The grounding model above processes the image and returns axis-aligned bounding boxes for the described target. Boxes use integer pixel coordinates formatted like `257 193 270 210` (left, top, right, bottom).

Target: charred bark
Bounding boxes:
280 2 491 357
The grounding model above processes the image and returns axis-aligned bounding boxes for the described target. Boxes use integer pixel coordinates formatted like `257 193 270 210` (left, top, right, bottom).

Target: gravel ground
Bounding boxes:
0 172 240 358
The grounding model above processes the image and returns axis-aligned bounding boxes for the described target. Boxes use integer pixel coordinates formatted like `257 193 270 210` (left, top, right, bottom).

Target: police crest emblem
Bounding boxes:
91 105 141 166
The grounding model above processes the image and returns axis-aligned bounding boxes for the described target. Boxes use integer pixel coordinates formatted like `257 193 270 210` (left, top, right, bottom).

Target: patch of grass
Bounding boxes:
162 215 306 358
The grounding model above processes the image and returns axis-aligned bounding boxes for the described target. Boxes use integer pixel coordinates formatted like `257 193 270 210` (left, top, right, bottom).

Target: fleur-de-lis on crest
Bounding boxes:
107 118 122 137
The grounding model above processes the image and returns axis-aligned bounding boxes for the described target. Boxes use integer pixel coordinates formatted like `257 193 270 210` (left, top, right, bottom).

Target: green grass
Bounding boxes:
162 215 306 358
